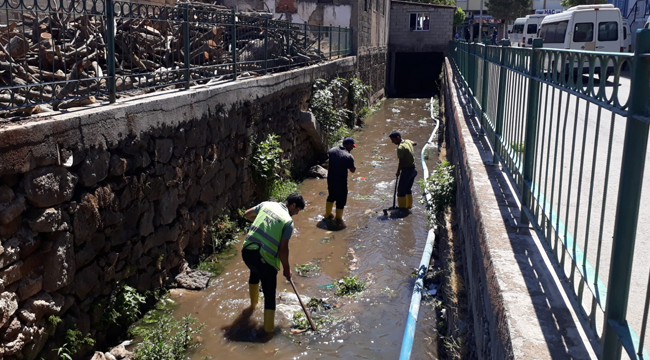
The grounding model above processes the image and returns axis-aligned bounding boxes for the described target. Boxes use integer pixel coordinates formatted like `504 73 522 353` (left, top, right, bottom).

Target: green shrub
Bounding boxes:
334 276 366 296
208 215 241 253
251 134 288 181
294 262 321 277
133 314 203 360
511 142 525 153
64 327 95 355
269 179 299 202
419 160 456 213
104 284 147 327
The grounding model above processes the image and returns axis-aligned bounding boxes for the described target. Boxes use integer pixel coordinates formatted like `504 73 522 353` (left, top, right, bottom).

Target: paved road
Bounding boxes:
495 71 650 355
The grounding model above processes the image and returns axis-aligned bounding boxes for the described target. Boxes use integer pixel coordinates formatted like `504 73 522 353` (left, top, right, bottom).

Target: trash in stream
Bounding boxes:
319 191 326 196
295 262 322 277
319 237 332 244
346 248 359 271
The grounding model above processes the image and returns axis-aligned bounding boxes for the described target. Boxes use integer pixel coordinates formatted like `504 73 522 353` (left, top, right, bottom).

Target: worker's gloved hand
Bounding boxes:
283 267 292 281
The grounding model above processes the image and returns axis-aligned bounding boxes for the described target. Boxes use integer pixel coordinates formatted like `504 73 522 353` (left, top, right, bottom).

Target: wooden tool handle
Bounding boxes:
289 279 317 331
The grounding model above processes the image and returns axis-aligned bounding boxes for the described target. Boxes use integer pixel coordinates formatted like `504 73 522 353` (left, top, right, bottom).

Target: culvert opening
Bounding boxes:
389 52 444 98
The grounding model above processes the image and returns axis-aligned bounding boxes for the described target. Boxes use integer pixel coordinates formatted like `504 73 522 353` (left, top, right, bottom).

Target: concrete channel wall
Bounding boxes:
442 58 599 359
0 58 355 359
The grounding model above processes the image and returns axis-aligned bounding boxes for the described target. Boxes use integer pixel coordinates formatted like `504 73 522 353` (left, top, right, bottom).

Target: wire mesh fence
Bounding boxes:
0 0 352 115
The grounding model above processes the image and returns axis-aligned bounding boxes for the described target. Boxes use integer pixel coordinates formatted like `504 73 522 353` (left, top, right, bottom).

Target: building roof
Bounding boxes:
390 0 457 9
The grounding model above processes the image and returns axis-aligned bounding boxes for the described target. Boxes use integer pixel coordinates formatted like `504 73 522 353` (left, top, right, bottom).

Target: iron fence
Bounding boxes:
0 0 352 113
449 32 650 360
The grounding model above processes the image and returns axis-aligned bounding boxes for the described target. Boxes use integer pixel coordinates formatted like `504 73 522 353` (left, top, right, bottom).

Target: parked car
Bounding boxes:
510 15 546 47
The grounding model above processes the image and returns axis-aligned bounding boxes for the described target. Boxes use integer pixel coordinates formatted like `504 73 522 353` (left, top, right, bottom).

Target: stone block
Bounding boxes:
27 207 70 233
0 292 18 328
22 166 78 208
79 149 110 187
0 186 14 204
156 188 179 226
17 275 42 301
0 238 21 269
0 261 23 287
155 139 174 164
0 195 25 226
43 232 75 292
73 194 101 246
18 291 64 324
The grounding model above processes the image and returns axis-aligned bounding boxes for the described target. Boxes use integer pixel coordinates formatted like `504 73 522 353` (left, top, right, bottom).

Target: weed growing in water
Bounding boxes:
294 262 321 277
334 276 366 296
132 314 204 360
419 160 456 214
104 284 147 327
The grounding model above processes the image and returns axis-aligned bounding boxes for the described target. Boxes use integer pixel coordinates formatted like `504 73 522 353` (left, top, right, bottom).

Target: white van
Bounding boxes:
539 4 625 52
622 19 632 52
539 4 624 76
510 15 546 47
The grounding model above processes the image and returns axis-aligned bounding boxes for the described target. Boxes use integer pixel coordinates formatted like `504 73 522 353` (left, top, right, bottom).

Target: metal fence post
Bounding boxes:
106 0 116 103
264 18 268 74
329 25 332 60
337 25 341 57
183 4 190 89
304 21 308 50
232 10 237 80
317 24 321 56
602 29 650 360
286 20 291 58
480 43 489 134
468 41 475 96
521 38 543 224
493 39 510 164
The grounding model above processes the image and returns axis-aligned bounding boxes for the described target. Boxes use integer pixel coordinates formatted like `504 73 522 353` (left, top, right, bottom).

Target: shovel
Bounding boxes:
289 278 317 332
383 174 400 216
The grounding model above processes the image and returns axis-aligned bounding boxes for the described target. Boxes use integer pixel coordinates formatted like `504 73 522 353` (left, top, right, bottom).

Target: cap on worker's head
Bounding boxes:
389 131 401 138
343 137 357 148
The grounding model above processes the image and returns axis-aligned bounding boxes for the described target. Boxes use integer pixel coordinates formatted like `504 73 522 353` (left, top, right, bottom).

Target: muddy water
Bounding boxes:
171 98 439 359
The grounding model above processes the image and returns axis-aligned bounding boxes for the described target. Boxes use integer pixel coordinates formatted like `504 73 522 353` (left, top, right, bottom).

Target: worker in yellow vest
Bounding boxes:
389 131 418 210
241 193 305 334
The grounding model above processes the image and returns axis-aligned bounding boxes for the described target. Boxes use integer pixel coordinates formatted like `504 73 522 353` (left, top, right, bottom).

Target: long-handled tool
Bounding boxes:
383 174 400 216
289 279 317 331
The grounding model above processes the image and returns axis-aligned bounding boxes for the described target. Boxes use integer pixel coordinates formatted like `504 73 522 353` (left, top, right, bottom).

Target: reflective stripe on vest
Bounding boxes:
242 202 291 270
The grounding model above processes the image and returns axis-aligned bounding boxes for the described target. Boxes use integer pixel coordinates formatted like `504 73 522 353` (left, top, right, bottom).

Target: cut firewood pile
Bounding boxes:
0 0 340 118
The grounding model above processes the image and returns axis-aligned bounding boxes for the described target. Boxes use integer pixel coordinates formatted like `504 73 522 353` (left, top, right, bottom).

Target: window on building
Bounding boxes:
573 22 594 42
598 21 618 41
539 20 568 43
409 13 430 31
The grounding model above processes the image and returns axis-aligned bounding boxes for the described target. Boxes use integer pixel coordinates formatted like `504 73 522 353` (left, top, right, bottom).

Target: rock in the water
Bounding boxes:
308 165 328 179
175 270 211 290
109 343 133 360
91 352 107 360
23 166 78 208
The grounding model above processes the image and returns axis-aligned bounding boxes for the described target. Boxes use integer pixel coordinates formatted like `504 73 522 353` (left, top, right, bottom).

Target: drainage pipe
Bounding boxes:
398 97 440 360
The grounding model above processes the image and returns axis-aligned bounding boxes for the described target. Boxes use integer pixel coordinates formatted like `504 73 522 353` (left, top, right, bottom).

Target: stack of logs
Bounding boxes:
0 0 327 118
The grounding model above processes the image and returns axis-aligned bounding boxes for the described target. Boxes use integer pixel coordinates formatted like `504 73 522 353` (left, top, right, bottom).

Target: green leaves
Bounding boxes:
133 314 204 360
486 0 532 22
251 134 287 181
419 160 456 213
105 284 147 327
333 276 366 296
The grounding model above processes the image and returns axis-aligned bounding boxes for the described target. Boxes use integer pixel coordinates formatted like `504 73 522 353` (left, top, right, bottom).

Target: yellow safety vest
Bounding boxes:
242 202 292 270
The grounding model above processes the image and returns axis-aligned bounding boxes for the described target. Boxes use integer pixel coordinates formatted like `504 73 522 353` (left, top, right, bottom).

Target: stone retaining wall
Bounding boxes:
0 58 356 360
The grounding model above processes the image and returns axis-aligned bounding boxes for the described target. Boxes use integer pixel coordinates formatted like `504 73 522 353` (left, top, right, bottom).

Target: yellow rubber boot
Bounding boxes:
324 202 334 219
249 283 259 308
406 194 413 209
335 208 344 221
264 309 275 333
397 196 407 209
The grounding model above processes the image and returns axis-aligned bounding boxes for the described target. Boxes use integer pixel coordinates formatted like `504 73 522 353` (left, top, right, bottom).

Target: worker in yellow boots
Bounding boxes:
241 194 305 335
324 137 357 229
389 131 418 211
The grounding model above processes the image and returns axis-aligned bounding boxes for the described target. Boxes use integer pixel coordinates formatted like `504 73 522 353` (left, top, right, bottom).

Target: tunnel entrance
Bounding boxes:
388 52 444 98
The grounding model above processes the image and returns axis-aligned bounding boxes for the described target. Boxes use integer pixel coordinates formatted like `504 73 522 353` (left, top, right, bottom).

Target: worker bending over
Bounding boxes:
389 131 417 210
324 137 356 228
241 194 305 333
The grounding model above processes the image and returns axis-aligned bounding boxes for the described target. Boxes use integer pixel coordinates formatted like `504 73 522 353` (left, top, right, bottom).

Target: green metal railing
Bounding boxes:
449 31 650 360
0 0 352 112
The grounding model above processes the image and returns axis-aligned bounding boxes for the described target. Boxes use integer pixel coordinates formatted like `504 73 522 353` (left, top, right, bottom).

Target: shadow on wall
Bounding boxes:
390 52 444 98
445 65 598 358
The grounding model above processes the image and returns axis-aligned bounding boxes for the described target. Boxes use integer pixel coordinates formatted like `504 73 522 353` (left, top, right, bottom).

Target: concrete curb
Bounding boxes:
443 57 598 360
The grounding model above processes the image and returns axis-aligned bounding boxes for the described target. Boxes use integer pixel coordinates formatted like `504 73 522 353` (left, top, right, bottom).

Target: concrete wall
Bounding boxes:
352 0 390 100
388 1 455 53
0 58 355 360
442 58 598 359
